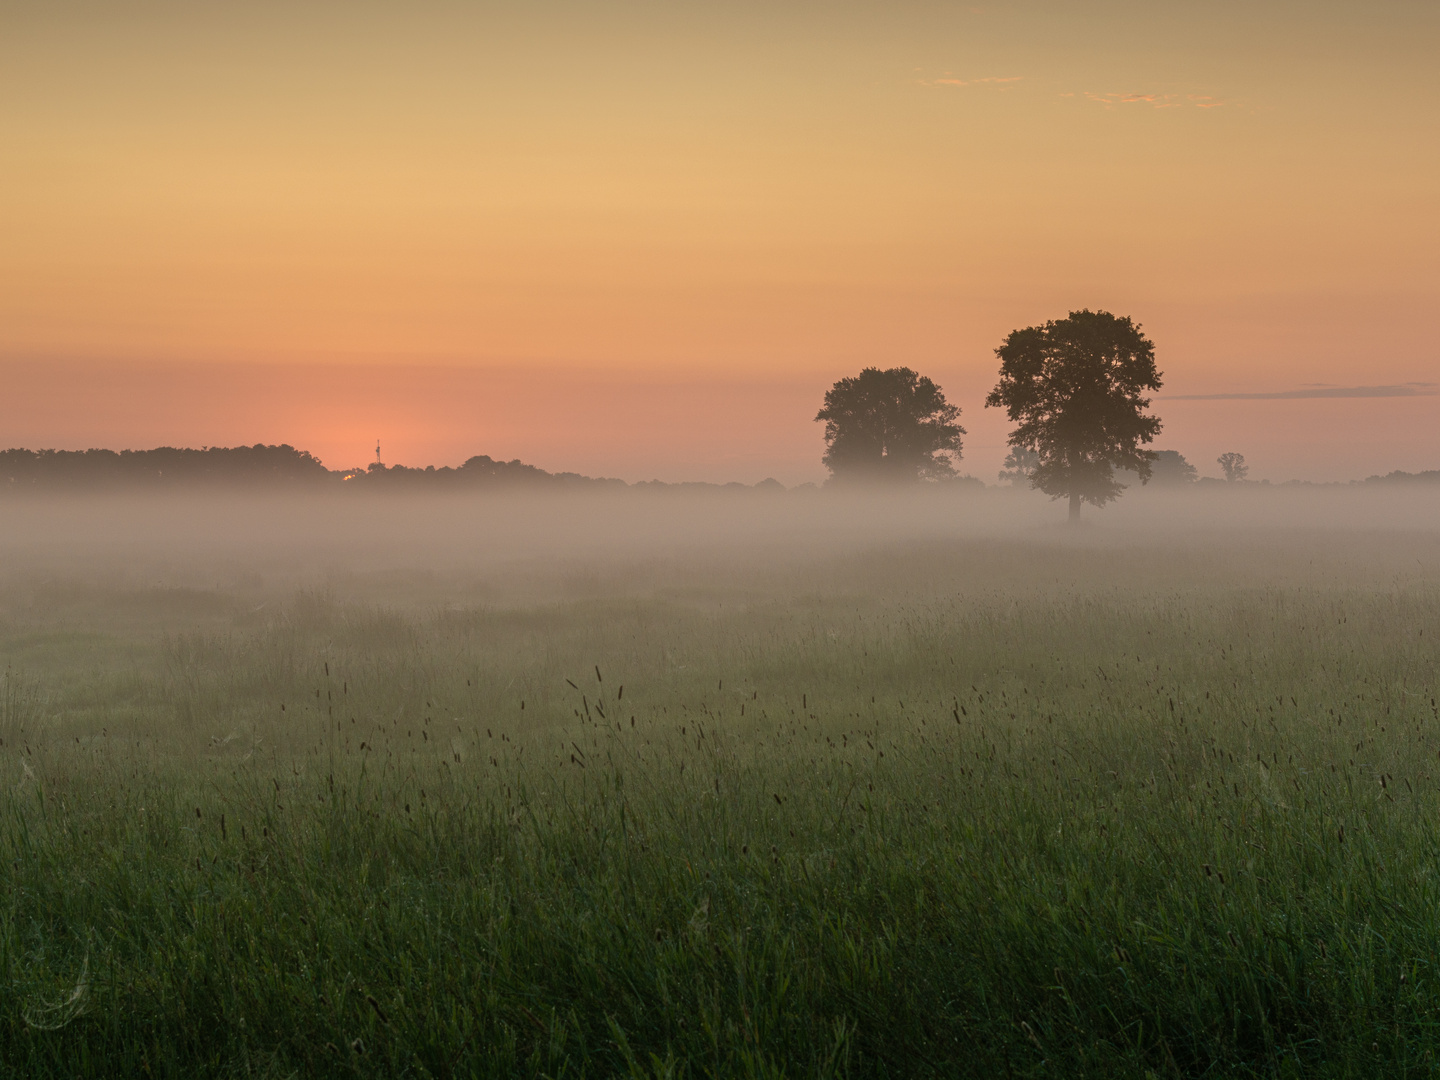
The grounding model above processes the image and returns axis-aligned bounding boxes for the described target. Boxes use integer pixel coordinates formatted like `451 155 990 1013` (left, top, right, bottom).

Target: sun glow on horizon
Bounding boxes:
1 1 1436 480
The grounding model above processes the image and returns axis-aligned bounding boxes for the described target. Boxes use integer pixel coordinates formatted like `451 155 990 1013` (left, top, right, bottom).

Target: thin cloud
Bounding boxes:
1166 384 1438 401
1081 91 1225 109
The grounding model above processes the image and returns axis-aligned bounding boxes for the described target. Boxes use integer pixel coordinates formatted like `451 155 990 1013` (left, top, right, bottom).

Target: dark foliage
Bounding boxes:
815 367 964 483
986 310 1162 518
1217 452 1249 482
0 446 792 493
0 445 330 488
998 446 1040 486
338 455 624 489
1116 449 1196 488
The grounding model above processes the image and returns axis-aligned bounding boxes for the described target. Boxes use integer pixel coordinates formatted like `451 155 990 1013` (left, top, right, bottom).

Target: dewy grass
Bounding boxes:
0 536 1438 1077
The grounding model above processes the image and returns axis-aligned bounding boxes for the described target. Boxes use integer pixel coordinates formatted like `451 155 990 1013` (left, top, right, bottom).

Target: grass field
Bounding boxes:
2 495 1439 1077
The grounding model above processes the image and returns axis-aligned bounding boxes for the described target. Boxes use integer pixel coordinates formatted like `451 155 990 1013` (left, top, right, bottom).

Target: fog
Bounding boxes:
3 478 1438 1075
2 483 1438 613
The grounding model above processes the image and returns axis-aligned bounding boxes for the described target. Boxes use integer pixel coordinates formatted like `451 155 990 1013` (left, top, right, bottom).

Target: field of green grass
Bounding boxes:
2 501 1439 1077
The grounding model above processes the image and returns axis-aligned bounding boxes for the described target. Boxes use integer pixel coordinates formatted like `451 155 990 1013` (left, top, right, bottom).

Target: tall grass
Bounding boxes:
0 537 1438 1077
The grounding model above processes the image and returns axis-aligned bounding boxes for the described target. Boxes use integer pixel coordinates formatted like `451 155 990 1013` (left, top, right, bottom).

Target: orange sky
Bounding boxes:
2 1 1436 482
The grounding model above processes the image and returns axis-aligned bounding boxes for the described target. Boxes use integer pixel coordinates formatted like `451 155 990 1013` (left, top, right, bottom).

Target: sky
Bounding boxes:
2 1 1436 483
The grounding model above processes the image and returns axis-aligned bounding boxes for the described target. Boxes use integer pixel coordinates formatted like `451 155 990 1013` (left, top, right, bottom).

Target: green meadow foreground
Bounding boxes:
2 495 1439 1077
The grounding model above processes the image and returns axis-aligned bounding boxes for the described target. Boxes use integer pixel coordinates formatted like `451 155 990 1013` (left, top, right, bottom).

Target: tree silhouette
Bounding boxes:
1217 452 1248 482
1148 450 1197 485
815 367 964 483
985 310 1162 522
0 444 330 488
998 446 1040 486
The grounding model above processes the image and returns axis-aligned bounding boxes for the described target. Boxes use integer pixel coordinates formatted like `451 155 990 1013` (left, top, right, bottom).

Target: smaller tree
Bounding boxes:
815 367 964 483
1217 452 1248 482
1149 450 1198 485
998 446 1040 486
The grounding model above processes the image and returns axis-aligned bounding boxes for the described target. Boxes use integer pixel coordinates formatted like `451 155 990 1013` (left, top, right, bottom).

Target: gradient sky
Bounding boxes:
2 1 1436 483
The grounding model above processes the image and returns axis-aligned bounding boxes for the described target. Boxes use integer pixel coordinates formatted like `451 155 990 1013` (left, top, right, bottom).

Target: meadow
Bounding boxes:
1 488 1439 1077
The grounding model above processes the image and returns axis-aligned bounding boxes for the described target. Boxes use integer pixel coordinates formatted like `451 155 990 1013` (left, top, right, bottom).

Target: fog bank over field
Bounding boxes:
1 477 1438 1075
1 483 1437 608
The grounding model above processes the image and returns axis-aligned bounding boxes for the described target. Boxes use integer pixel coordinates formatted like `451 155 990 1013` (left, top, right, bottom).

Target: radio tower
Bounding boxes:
375 439 382 467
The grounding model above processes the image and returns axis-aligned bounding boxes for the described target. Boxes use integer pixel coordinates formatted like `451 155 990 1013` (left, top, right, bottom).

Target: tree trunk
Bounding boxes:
1068 492 1081 524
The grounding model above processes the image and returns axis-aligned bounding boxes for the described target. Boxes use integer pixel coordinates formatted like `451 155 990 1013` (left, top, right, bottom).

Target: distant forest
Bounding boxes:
0 445 767 491
0 444 1435 490
0 445 627 489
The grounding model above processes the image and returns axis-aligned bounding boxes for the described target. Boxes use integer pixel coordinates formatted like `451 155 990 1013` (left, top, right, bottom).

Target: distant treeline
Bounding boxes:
0 445 332 487
1 444 1436 491
0 445 781 491
0 445 627 490
1362 469 1440 485
334 454 627 490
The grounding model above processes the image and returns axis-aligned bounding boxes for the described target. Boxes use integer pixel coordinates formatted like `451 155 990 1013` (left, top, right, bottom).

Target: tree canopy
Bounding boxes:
815 367 964 483
0 444 331 487
0 445 625 491
998 446 1040 486
1217 452 1249 482
985 310 1162 520
1150 450 1197 485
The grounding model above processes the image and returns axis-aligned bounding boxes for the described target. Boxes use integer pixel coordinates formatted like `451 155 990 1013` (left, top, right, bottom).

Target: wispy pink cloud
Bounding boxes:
1080 91 1226 109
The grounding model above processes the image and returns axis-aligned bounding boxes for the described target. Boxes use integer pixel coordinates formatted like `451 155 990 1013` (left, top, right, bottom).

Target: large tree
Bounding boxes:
816 367 965 483
985 310 1162 522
